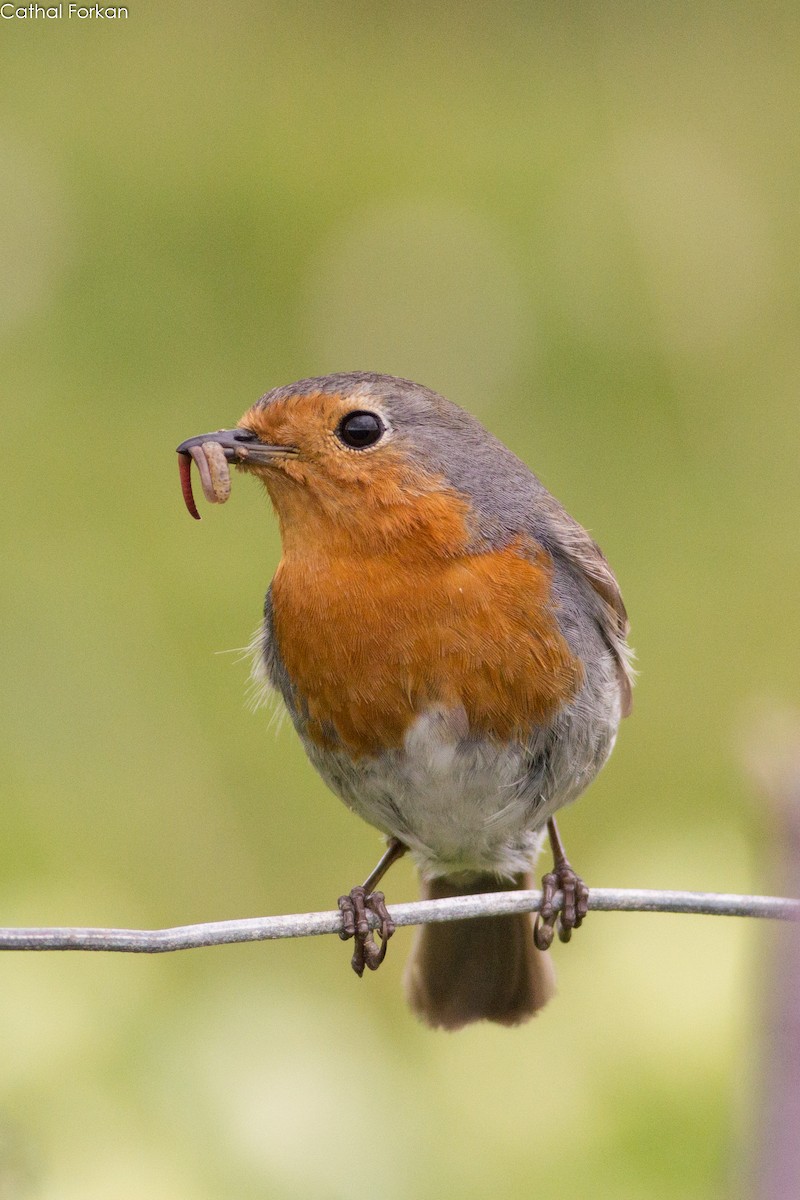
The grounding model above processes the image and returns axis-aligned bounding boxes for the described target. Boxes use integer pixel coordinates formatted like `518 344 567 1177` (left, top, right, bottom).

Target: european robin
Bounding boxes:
177 373 633 1029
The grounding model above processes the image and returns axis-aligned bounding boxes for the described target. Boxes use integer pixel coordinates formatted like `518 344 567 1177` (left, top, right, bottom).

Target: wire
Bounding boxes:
0 888 796 954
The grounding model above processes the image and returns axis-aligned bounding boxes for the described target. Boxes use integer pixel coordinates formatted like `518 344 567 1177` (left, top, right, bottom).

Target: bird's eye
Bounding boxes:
336 411 385 449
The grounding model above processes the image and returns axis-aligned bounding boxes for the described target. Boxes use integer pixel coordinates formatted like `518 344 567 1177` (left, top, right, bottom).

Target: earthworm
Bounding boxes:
203 440 231 503
178 453 201 520
178 442 232 519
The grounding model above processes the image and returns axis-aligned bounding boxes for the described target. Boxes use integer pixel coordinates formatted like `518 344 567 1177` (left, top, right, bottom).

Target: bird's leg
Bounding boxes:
361 837 408 894
533 817 589 951
338 838 407 977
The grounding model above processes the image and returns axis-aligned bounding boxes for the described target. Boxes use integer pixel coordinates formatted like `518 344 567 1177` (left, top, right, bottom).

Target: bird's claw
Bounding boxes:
534 863 589 951
338 885 395 976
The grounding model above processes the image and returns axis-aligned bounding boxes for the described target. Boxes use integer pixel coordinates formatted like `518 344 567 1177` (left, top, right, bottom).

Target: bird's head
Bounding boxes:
176 373 533 557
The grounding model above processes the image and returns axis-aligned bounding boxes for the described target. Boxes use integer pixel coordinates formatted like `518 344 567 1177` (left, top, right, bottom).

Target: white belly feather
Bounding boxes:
305 706 606 880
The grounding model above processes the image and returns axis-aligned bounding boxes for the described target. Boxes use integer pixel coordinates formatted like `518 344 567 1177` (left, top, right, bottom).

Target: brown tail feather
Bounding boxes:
403 873 555 1030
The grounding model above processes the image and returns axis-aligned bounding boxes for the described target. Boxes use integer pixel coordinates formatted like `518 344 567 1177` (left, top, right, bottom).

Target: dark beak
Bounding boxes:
176 428 296 519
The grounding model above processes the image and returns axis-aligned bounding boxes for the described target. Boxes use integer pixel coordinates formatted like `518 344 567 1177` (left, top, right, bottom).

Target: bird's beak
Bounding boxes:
176 428 297 520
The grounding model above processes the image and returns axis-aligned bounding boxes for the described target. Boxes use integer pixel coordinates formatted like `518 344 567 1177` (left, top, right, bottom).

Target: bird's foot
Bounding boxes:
533 861 589 950
338 885 395 977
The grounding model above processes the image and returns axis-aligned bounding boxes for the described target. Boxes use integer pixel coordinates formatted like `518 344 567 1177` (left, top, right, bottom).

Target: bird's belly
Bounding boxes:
304 709 558 880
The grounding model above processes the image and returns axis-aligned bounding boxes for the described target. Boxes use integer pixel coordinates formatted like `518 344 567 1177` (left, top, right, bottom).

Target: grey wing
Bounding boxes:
538 498 634 718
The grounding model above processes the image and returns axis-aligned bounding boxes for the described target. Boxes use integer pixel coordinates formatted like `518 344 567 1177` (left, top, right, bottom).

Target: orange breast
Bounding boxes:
271 537 583 758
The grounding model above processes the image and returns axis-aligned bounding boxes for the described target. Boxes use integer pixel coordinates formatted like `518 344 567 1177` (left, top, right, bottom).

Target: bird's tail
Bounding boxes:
403 873 555 1030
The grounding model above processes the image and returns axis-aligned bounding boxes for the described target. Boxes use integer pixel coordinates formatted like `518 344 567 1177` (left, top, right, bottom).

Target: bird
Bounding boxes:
177 372 633 1030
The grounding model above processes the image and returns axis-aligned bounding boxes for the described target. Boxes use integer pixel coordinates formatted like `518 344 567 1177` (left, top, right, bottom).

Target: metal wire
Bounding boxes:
0 888 796 954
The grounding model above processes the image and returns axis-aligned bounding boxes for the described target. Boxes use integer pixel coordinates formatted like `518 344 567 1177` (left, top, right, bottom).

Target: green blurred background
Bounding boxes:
1 3 799 1196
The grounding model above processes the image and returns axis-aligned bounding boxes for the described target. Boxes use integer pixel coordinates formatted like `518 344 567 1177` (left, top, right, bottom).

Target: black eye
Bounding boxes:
336 410 385 449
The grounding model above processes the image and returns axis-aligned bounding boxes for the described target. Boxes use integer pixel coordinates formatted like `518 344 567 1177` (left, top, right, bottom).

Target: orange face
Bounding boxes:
237 389 476 559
